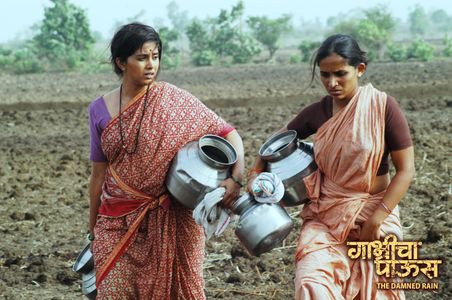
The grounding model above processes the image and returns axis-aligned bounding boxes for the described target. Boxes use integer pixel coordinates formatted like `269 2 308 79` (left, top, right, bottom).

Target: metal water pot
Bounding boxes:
232 193 293 256
81 270 97 299
166 134 237 209
259 130 317 207
73 243 96 299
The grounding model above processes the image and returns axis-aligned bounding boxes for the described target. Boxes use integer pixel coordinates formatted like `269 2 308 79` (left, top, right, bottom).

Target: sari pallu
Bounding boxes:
294 84 405 300
93 82 228 299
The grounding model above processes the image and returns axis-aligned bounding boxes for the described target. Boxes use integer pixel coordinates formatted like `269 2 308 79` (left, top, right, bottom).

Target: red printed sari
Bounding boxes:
294 84 405 300
92 82 227 299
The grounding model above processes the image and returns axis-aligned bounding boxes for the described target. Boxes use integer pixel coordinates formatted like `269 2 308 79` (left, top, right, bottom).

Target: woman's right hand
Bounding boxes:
246 170 259 194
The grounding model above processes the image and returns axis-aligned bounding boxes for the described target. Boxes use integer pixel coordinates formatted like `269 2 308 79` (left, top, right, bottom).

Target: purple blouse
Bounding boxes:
88 97 111 162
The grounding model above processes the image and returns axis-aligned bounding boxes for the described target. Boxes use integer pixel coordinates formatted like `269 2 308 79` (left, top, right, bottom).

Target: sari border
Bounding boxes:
109 165 153 200
101 81 164 138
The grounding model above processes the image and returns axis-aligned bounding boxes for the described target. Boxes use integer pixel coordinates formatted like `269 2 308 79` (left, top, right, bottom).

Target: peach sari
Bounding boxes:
294 84 405 300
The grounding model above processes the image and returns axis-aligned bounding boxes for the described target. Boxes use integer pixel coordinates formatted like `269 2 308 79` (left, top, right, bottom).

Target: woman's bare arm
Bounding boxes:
220 129 245 207
89 162 108 235
360 146 415 241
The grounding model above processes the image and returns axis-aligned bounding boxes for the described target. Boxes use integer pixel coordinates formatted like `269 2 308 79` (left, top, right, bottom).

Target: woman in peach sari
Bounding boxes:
248 34 415 299
87 23 244 299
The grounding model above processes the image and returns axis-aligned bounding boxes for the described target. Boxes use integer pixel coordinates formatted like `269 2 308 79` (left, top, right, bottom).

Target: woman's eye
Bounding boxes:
320 72 329 78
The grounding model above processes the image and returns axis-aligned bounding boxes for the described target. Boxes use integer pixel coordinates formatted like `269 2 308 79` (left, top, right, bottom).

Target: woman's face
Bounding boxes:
117 41 160 86
318 53 365 102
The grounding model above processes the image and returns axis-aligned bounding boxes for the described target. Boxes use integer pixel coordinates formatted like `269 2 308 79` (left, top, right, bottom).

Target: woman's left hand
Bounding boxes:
219 178 241 209
359 208 388 241
359 219 381 241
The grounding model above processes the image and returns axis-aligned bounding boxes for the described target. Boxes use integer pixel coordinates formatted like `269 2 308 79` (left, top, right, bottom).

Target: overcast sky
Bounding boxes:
1 0 451 43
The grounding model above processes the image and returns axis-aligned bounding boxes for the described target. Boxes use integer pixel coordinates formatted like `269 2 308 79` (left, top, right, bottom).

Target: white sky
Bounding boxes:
1 0 451 43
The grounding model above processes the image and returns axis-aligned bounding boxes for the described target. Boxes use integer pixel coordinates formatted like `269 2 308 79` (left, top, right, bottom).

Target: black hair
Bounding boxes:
110 22 162 76
309 34 368 86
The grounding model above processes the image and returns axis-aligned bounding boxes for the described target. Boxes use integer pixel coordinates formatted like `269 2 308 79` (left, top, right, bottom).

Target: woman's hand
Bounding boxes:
359 209 387 241
219 178 241 208
246 172 258 194
359 219 381 241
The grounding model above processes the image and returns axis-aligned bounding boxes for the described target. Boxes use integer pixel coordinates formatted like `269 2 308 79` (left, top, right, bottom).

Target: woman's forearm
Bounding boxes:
382 170 415 210
225 130 245 181
373 147 415 224
89 178 102 234
89 162 107 234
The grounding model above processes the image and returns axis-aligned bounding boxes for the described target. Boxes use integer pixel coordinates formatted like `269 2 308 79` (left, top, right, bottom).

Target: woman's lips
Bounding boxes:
329 90 341 95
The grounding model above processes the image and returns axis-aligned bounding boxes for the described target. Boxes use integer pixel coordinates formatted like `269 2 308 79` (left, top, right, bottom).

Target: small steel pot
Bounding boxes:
72 243 94 274
81 269 97 299
259 130 317 206
232 193 293 256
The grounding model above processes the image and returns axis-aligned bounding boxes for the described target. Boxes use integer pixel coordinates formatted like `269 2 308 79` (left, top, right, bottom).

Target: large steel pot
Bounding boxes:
166 134 237 209
259 130 317 206
232 193 293 256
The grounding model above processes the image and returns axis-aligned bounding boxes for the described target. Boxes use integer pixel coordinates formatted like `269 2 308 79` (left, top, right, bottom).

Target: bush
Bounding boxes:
298 41 318 62
162 53 181 70
0 47 12 56
13 49 44 74
387 44 407 62
0 54 14 70
443 36 452 57
444 43 452 57
407 39 434 61
289 54 301 64
192 50 217 66
231 35 261 64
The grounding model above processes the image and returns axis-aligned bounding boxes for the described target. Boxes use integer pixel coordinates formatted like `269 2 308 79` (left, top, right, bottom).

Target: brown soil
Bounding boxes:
0 60 450 299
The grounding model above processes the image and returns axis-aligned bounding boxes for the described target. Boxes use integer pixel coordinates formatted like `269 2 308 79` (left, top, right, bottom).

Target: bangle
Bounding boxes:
230 175 243 187
247 167 263 178
87 232 95 241
379 202 392 214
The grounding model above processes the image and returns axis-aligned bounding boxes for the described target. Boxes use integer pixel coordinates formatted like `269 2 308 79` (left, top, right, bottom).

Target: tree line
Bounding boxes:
1 0 452 74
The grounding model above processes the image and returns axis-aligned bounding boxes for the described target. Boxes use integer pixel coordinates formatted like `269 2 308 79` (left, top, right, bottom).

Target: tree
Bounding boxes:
186 19 216 66
409 4 429 37
247 14 292 61
33 0 94 69
158 27 180 69
185 1 260 66
331 5 395 60
111 10 147 35
166 1 189 34
430 9 452 34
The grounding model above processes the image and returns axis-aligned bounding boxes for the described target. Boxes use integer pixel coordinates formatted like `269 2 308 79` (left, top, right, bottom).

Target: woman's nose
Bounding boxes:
328 77 338 88
146 58 153 69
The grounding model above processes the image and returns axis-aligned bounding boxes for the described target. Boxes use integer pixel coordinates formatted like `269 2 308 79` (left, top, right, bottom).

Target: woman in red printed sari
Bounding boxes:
87 23 244 299
247 35 415 299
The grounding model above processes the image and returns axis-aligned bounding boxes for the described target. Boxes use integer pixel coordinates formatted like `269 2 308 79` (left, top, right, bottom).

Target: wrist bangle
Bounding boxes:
379 202 392 214
230 175 243 187
87 233 95 241
247 167 263 178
